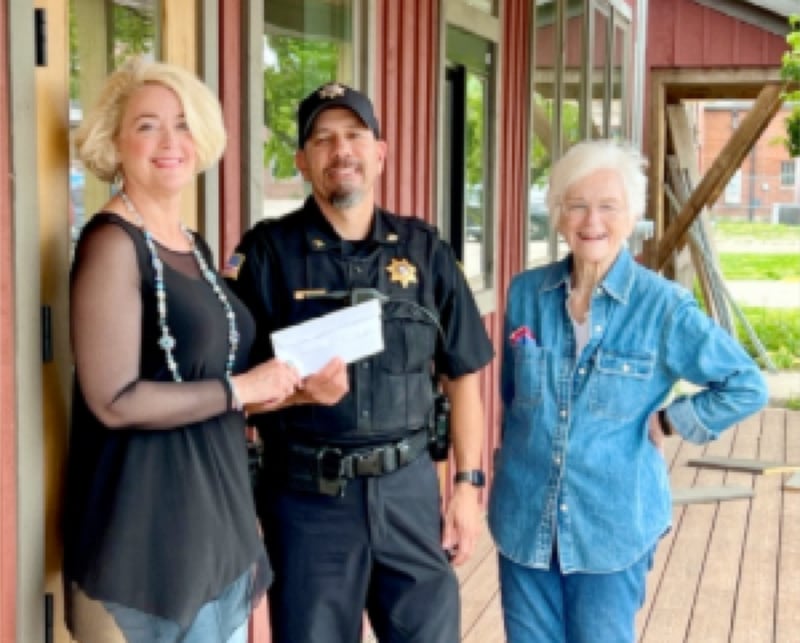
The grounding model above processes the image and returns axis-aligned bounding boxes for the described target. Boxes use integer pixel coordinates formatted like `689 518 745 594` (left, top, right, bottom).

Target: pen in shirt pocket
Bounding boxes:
510 325 536 346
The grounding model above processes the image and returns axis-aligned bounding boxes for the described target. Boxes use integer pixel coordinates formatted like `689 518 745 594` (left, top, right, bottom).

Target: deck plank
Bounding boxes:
683 414 757 642
459 538 499 639
451 408 800 643
639 427 734 642
731 410 784 642
636 434 691 636
777 410 800 642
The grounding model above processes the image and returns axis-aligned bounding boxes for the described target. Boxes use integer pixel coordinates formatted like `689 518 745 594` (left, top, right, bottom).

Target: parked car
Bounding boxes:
529 185 550 240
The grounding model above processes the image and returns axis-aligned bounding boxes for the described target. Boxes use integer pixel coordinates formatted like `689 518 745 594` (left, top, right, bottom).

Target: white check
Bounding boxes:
270 299 384 377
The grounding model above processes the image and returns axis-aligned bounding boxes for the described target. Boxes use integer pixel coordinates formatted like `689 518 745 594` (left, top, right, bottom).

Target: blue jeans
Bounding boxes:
105 571 250 642
498 547 654 643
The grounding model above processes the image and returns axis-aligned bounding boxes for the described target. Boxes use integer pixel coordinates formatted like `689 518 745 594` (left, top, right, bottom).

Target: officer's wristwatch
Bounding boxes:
454 470 486 488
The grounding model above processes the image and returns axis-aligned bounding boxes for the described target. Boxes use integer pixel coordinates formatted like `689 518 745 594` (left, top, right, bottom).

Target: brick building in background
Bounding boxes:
698 101 800 223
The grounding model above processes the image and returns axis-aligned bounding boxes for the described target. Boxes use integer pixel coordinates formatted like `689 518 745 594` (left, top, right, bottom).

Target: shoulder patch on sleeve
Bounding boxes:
222 253 246 279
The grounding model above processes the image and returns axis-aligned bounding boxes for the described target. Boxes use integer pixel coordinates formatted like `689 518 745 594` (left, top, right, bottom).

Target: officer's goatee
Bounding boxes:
330 188 365 210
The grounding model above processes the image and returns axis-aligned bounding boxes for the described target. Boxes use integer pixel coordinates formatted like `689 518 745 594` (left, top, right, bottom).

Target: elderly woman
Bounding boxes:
63 59 302 642
488 139 768 642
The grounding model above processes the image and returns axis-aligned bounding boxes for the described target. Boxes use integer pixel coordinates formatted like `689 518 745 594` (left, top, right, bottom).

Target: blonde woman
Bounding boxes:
63 58 300 642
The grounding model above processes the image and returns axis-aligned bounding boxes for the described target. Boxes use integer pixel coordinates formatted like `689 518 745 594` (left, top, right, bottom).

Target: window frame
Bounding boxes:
780 160 796 187
437 0 501 314
245 0 374 229
525 0 634 268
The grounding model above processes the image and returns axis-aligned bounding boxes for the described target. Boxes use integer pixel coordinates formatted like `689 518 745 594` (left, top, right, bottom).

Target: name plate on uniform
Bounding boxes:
270 299 384 377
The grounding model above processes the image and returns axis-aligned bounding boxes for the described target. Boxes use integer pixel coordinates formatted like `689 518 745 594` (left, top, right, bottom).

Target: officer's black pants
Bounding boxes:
260 452 460 643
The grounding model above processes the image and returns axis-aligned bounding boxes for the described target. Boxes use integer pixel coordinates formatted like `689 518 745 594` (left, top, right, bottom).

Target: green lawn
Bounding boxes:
714 221 800 241
718 253 800 280
736 307 800 370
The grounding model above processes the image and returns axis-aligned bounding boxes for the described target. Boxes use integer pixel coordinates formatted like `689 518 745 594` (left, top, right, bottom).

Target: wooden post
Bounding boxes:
654 83 785 271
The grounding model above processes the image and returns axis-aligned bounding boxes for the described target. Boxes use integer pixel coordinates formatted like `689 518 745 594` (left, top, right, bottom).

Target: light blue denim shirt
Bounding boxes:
488 249 768 573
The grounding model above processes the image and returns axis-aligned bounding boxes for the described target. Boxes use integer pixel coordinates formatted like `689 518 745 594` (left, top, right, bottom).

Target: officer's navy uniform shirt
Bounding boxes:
229 197 494 447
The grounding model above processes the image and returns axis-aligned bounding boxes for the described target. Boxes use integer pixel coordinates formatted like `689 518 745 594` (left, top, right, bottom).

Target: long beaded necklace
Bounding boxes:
120 191 239 382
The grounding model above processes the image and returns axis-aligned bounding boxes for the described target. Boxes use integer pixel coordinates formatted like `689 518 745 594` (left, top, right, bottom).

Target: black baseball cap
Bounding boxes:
297 82 381 148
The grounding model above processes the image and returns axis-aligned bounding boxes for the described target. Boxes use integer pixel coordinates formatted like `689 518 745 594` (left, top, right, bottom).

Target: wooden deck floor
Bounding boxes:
458 407 800 642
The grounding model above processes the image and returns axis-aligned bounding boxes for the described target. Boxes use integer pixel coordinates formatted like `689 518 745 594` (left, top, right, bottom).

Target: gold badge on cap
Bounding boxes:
319 83 346 99
386 258 417 288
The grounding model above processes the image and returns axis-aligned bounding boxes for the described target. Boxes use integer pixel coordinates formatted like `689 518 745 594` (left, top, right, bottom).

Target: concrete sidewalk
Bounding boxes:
764 369 800 404
726 280 800 309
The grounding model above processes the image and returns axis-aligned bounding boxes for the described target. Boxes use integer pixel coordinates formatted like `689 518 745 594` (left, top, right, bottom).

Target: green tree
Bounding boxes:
529 95 580 186
264 36 341 178
69 2 155 101
781 14 800 157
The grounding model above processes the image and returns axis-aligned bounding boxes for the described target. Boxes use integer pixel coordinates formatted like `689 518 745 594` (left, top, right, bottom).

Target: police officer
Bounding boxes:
227 82 494 643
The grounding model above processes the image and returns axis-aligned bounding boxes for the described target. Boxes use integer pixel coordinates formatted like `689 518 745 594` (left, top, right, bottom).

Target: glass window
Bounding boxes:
262 0 359 220
610 17 630 139
527 0 557 268
445 26 496 292
463 0 497 15
589 4 609 138
780 160 796 186
69 0 160 241
562 0 585 149
725 170 743 204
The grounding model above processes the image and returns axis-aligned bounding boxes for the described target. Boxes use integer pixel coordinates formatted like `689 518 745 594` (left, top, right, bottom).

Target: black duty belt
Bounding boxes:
284 429 429 497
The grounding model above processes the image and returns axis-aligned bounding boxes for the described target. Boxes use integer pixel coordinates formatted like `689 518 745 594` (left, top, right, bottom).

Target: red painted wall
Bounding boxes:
647 0 787 68
492 0 533 489
219 0 244 264
375 0 438 220
0 0 18 638
374 1 533 503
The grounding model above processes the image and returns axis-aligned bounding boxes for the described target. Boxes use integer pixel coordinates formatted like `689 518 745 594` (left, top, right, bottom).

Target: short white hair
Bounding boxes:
546 139 648 226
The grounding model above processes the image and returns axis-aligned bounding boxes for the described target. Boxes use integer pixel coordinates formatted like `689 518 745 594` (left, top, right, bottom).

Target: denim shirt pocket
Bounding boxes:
589 349 655 421
512 343 546 408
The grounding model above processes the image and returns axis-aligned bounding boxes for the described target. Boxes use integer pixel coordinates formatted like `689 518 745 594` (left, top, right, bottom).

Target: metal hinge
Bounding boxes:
41 305 52 363
35 8 47 67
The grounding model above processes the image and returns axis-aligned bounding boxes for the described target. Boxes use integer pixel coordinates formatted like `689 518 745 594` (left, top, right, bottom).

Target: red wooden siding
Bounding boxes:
648 0 787 68
490 0 533 493
219 0 244 263
375 0 438 220
0 0 17 638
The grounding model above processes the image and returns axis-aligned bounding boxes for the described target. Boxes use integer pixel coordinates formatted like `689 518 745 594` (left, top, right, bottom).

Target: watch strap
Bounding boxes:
454 469 486 487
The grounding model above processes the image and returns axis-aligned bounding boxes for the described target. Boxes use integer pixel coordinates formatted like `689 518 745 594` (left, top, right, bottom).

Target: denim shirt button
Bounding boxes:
560 504 568 512
578 367 586 376
594 325 603 333
554 455 562 465
622 363 630 372
560 410 567 418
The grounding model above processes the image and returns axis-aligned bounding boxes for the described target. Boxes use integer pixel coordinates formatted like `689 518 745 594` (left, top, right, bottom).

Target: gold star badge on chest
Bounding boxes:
386 258 417 288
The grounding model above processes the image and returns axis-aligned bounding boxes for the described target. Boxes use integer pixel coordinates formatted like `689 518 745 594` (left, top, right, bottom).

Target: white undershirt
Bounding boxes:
566 283 591 357
571 314 591 357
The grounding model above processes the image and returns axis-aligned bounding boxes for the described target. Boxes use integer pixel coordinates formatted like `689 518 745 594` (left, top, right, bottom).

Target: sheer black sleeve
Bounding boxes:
70 220 229 430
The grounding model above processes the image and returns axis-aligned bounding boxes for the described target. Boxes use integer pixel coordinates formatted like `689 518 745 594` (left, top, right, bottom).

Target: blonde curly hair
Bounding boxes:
75 57 226 182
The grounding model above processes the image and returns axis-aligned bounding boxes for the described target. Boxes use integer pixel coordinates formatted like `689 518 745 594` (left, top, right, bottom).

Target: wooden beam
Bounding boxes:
671 486 754 505
687 456 800 475
644 74 667 267
655 83 784 270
